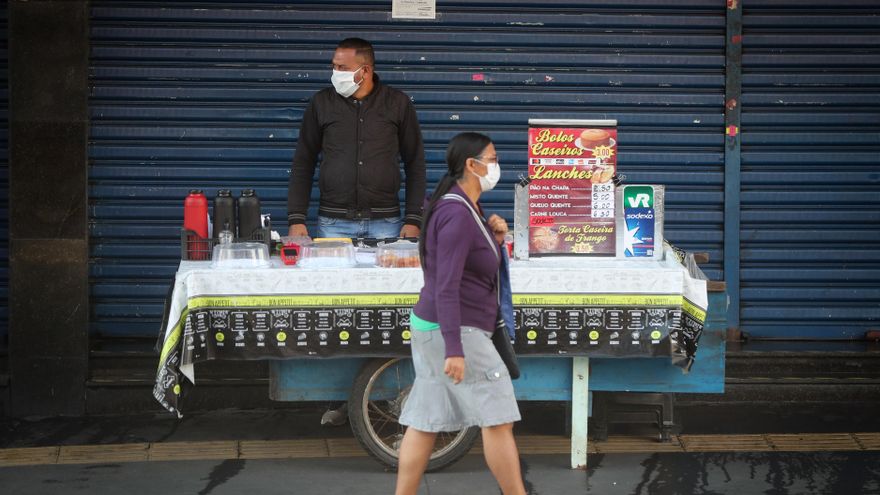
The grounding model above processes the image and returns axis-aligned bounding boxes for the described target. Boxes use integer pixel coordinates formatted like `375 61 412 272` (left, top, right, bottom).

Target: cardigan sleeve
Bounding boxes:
431 204 474 358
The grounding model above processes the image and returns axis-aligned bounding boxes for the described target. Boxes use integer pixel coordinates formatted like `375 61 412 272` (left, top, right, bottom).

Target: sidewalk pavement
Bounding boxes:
2 449 879 494
1 402 879 494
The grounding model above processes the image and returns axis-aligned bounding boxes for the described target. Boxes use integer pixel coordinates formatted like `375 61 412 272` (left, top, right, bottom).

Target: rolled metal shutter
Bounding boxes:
740 1 880 339
89 0 725 338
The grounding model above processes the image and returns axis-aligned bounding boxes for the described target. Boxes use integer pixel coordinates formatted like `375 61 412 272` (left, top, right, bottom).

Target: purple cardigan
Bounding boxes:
412 185 501 357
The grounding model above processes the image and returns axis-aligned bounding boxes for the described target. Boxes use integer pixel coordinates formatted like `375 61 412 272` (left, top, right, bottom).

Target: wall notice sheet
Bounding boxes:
392 0 436 19
527 119 618 256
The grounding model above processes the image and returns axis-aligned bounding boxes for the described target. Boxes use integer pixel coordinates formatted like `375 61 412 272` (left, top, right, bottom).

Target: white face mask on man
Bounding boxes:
331 66 365 97
472 158 501 192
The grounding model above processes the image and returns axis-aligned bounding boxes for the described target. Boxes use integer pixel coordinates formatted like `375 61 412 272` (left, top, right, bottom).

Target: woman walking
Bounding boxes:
396 132 526 495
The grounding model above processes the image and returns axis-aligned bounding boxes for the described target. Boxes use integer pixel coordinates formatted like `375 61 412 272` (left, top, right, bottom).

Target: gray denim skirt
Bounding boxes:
398 326 521 432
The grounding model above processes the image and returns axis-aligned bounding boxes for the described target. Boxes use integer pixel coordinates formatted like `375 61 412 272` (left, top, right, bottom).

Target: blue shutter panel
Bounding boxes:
740 1 880 338
89 1 725 337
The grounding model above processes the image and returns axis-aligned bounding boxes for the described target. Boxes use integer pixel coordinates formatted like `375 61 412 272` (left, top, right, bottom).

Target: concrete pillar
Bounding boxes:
8 0 90 416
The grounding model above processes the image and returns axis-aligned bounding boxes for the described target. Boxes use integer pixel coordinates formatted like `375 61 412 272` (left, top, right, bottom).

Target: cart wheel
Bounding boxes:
348 358 480 472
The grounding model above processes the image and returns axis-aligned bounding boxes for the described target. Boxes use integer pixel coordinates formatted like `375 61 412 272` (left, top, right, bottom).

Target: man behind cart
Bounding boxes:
287 37 426 425
287 37 426 240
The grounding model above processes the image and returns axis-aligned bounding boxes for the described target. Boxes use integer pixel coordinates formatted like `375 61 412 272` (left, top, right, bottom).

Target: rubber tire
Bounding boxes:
348 357 480 472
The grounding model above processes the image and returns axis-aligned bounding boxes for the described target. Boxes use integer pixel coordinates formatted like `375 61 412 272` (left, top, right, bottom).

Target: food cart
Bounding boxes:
154 120 727 470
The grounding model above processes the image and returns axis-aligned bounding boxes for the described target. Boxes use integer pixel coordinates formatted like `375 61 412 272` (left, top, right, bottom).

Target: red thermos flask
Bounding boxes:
184 190 209 260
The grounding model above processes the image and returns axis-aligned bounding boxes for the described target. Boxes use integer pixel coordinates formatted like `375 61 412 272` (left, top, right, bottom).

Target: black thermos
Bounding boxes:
237 189 262 239
213 189 237 238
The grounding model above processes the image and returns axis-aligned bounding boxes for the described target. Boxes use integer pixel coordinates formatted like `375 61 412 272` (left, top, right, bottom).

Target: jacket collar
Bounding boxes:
342 73 382 103
448 183 483 217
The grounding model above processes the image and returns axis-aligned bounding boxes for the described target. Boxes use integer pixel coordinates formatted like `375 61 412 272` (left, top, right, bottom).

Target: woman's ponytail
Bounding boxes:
418 132 493 267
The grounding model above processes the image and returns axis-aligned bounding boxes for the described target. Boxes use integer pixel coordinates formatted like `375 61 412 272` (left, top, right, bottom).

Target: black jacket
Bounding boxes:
287 76 426 226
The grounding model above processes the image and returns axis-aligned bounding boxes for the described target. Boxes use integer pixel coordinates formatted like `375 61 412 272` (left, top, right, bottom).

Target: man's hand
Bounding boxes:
288 224 309 238
399 224 420 238
487 214 508 245
444 357 465 384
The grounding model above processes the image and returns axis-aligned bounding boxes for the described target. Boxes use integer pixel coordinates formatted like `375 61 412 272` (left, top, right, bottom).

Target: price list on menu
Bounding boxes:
527 122 618 256
591 182 615 219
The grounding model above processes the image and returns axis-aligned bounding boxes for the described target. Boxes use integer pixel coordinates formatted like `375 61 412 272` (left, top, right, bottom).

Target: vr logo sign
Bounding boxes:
623 186 653 208
626 194 651 208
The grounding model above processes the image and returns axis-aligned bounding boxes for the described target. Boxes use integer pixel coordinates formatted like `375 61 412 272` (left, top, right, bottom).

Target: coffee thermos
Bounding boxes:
185 189 263 259
237 189 262 240
212 189 237 238
183 190 209 259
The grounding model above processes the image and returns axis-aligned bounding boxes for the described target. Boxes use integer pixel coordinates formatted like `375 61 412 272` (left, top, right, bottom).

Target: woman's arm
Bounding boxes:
432 204 474 359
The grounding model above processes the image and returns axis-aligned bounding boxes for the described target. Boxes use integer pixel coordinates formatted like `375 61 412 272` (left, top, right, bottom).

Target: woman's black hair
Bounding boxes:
418 132 493 266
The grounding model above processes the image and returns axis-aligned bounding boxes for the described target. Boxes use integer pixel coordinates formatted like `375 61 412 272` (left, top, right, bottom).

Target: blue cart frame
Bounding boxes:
270 287 727 468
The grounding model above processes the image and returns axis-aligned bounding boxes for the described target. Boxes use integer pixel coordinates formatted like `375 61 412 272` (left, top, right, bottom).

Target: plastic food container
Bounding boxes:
211 242 271 269
297 241 357 269
376 240 420 268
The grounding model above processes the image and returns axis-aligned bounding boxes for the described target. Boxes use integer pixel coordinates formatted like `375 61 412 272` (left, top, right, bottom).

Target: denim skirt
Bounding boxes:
398 326 521 432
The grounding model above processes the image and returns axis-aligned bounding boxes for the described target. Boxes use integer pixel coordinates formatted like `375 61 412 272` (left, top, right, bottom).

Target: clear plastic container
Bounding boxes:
297 241 357 269
376 240 420 268
211 242 271 269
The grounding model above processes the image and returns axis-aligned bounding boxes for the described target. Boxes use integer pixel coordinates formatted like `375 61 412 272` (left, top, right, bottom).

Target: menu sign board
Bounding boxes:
527 120 617 256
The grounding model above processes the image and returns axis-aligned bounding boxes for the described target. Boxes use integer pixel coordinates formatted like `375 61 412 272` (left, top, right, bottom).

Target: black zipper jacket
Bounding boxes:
287 75 426 226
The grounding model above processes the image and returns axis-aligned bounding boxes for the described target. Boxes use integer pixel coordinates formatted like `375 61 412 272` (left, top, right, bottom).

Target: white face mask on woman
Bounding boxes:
331 66 364 97
472 158 501 192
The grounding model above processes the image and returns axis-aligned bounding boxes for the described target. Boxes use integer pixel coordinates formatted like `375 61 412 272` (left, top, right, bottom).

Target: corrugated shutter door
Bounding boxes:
89 0 725 338
741 1 880 338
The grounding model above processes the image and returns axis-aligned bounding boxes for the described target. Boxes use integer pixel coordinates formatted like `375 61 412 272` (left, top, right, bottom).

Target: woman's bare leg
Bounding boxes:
482 423 526 495
395 427 437 495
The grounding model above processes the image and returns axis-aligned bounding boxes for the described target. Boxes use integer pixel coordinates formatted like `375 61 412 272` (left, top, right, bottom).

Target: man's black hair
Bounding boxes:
337 38 375 65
